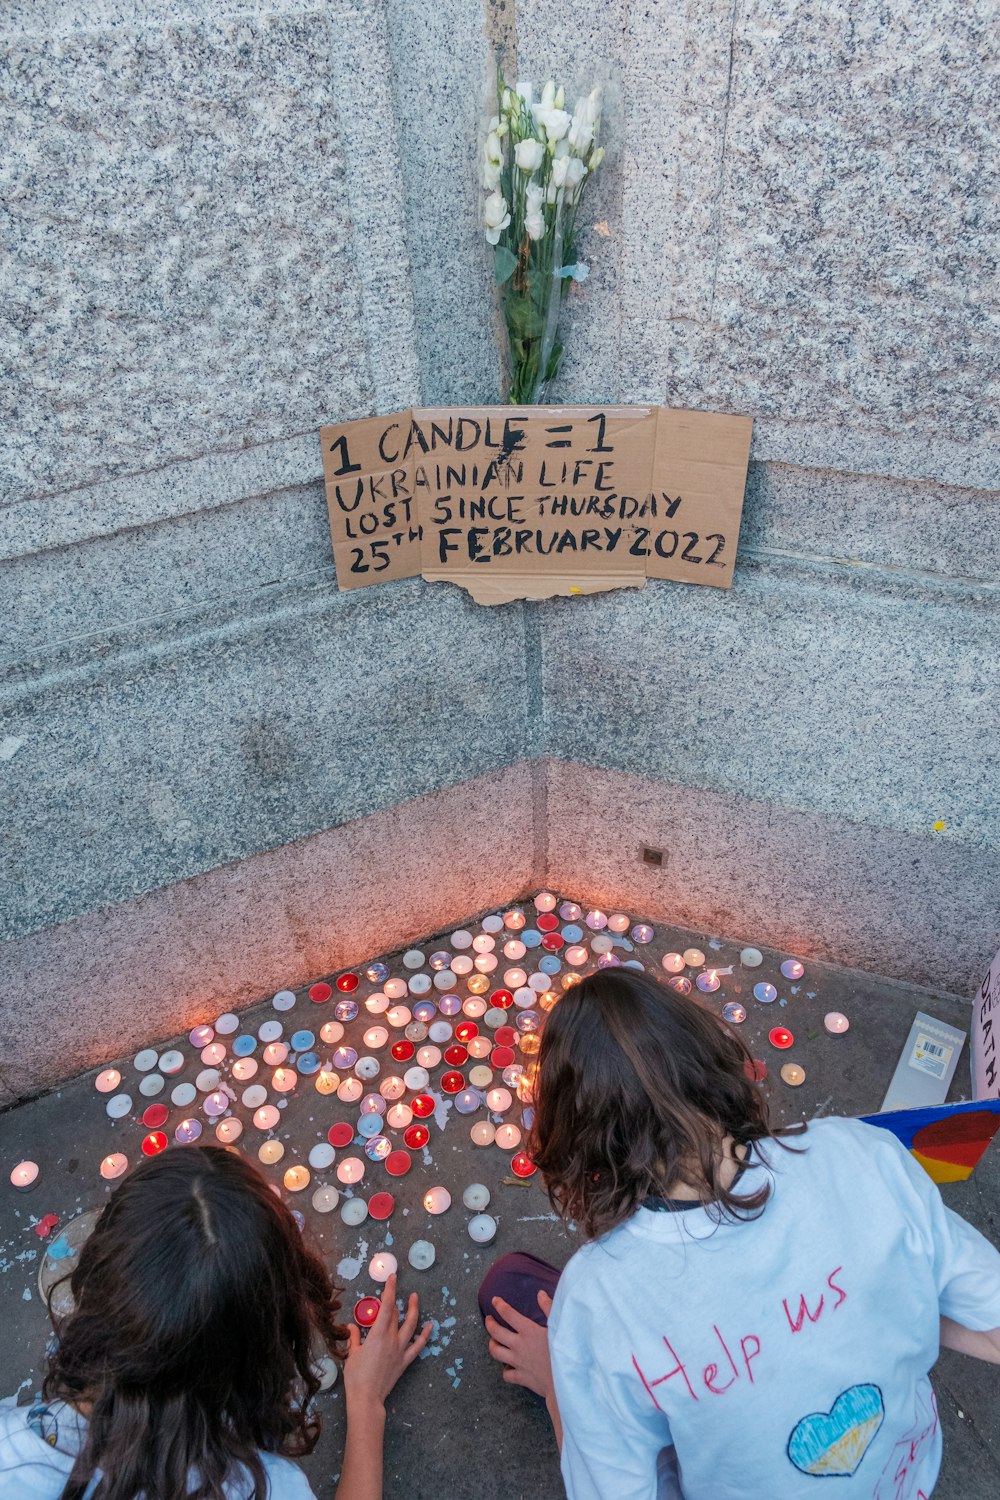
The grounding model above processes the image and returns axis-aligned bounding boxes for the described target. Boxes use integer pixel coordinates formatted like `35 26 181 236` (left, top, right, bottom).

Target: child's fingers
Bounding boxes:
484 1315 518 1350
372 1274 398 1330
402 1320 434 1367
537 1290 554 1317
346 1324 362 1356
398 1290 420 1343
489 1338 518 1366
491 1294 538 1333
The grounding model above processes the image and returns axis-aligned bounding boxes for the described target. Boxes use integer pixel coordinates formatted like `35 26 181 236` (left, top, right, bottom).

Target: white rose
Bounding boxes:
525 182 545 240
514 137 544 173
535 105 571 143
483 190 511 245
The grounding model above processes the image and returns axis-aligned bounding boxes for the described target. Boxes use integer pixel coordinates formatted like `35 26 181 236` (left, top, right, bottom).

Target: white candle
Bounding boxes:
369 1251 397 1282
384 978 408 1001
590 934 614 954
466 1036 492 1060
337 1157 365 1185
133 1048 158 1072
158 1051 185 1076
503 940 527 961
472 934 496 954
423 1185 451 1215
262 1042 288 1067
469 1065 493 1088
99 1153 128 1181
740 947 764 968
428 1021 453 1044
341 1196 369 1226
534 892 557 913
138 1075 165 1098
258 1020 284 1043
232 1058 258 1082
471 1121 495 1146
407 973 431 996
258 1140 285 1165
312 1185 340 1213
462 1182 491 1211
683 948 705 968
95 1068 121 1093
486 1088 512 1113
242 1084 268 1109
215 1118 243 1144
253 1105 281 1131
468 1213 497 1245
355 1056 381 1081
10 1160 39 1192
408 1239 435 1270
106 1094 133 1120
308 1142 337 1169
171 1082 197 1108
608 913 631 933
565 945 589 966
494 1123 522 1151
451 928 473 948
215 1012 240 1034
824 1012 850 1035
196 1068 221 1092
462 997 488 1019
200 1042 227 1067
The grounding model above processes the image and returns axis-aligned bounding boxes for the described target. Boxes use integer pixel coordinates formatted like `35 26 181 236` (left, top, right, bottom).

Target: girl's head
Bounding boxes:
527 967 794 1239
45 1145 346 1500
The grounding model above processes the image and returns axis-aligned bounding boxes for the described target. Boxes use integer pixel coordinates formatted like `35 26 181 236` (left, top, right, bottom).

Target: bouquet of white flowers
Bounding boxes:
482 75 605 404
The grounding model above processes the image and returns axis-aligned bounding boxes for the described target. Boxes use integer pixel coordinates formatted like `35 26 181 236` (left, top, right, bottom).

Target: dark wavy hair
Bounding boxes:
526 967 805 1239
44 1145 347 1500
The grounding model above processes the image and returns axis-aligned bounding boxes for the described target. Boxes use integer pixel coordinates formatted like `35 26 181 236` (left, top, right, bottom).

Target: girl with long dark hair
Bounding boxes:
481 967 1000 1499
0 1144 429 1500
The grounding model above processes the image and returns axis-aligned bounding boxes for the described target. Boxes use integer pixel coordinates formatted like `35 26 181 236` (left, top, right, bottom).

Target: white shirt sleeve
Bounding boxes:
553 1342 677 1500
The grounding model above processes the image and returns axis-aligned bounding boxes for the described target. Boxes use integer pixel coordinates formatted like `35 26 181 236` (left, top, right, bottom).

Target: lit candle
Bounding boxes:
466 1037 492 1062
696 971 721 993
9 1160 39 1192
232 1058 258 1081
337 1157 365 1185
321 1020 346 1044
308 1142 337 1169
253 1105 281 1130
441 1071 465 1094
410 1094 435 1118
365 991 390 1016
174 1118 203 1144
468 1213 497 1245
332 1046 358 1070
753 982 778 1004
661 952 685 974
314 1070 340 1095
386 1103 413 1130
631 924 654 944
216 1118 243 1144
271 1068 297 1094
188 1025 214 1048
494 1123 522 1151
106 1093 133 1120
740 947 764 968
539 989 559 1011
259 1140 285 1165
503 940 527 961
283 1165 310 1193
338 1078 364 1104
486 1087 512 1113
384 978 408 1000
333 1000 358 1023
363 1027 389 1050
454 1089 480 1115
683 948 705 968
824 1012 850 1035
423 1185 452 1215
312 1185 340 1213
263 1042 288 1066
201 1042 227 1067
471 1121 496 1146
467 975 490 996
565 945 589 967
534 892 557 913
386 1006 412 1029
780 959 805 981
511 1152 536 1178
608 913 631 934
474 954 498 974
369 1251 397 1282
780 1063 806 1087
142 1132 168 1157
404 1123 429 1149
585 910 607 930
336 972 359 993
203 1090 230 1119
768 1027 794 1050
379 1076 406 1101
451 955 474 976
462 1182 491 1210
444 1044 468 1067
354 1297 381 1328
391 1039 415 1063
503 967 528 990
722 1002 747 1025
95 1068 122 1093
100 1153 128 1181
409 1239 435 1270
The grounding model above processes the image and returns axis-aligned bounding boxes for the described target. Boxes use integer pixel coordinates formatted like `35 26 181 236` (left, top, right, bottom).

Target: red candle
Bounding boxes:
354 1297 381 1328
511 1153 537 1178
327 1122 355 1148
411 1094 435 1118
541 932 564 951
368 1192 395 1220
441 1071 465 1094
455 1021 479 1043
391 1039 415 1062
491 1046 516 1069
403 1123 429 1149
141 1131 168 1157
490 989 514 1010
494 1026 517 1047
141 1104 169 1129
309 982 332 1004
384 1150 412 1177
336 972 359 993
768 1027 794 1050
536 913 559 932
443 1044 468 1067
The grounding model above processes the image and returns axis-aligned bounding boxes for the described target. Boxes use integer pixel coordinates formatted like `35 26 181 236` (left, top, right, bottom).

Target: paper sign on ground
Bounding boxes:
972 944 1000 1100
319 405 753 604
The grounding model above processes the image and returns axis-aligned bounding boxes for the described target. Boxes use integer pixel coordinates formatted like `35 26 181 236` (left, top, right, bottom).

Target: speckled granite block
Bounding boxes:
0 761 538 1097
543 759 998 998
1 10 381 505
540 557 998 851
0 577 533 940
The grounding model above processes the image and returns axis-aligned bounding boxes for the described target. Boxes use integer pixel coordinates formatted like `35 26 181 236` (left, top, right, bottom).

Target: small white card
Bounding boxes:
881 1011 967 1112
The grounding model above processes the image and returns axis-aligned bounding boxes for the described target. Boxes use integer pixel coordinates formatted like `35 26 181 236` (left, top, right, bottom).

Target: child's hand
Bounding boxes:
484 1290 554 1399
342 1275 432 1413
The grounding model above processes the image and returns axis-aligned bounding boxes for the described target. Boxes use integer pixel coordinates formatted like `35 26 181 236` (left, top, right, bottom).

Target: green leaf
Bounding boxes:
494 245 518 286
505 294 545 339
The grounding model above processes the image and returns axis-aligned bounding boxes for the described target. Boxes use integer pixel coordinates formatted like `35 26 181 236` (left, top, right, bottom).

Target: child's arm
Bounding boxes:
940 1316 1000 1364
335 1275 432 1500
485 1290 563 1450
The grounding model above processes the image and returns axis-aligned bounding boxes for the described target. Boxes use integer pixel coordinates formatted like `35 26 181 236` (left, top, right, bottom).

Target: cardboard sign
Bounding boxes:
319 405 752 604
973 944 1000 1100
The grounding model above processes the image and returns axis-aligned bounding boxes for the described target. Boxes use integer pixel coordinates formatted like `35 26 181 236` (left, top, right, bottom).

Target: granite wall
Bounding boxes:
2 0 997 1096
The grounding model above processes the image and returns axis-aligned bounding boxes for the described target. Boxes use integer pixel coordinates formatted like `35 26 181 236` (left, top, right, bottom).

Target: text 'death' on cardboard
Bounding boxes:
320 405 753 605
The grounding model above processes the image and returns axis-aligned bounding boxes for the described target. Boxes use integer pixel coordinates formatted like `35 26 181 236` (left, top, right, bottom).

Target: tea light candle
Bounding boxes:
607 913 631 934
740 947 763 968
271 1068 297 1094
386 1103 413 1130
328 1123 355 1148
174 1118 203 1144
444 1044 468 1067
434 973 458 993
215 1013 240 1034
242 1084 267 1109
403 1066 431 1092
379 1076 406 1101
780 1063 806 1087
503 940 527 961
336 972 359 992
462 1182 491 1210
503 966 527 989
321 1020 346 1044
365 992 390 1015
534 892 557 913
259 1141 285 1165
780 959 805 981
201 1042 227 1068
454 1089 480 1115
753 982 778 1004
410 1095 435 1118
354 1297 381 1327
142 1132 168 1157
722 1002 747 1025
216 1118 243 1144
263 1042 288 1066
667 976 692 995
423 1185 451 1215
409 1239 435 1270
341 1197 369 1226
494 1123 522 1151
403 949 425 969
384 978 408 1000
469 1065 493 1088
384 1150 411 1176
696 971 721 993
142 1103 169 1129
539 989 559 1011
189 1025 214 1048
824 1012 850 1035
338 1078 364 1104
308 1142 337 1169
768 1027 794 1050
511 1152 536 1178
408 973 431 996
441 1071 465 1094
404 1123 429 1149
590 934 613 955
451 955 474 976
355 1057 381 1081
683 948 705 968
471 1121 496 1146
106 1093 133 1119
466 1037 492 1062
309 983 332 1004
429 1019 454 1043
368 1194 395 1224
585 910 607 930
467 974 490 995
486 1087 512 1113
196 1069 221 1092
631 924 654 944
9 1160 39 1192
134 1048 158 1072
337 1157 365 1185
386 1007 412 1029
283 1165 310 1193
391 1039 415 1063
370 1251 398 1282
253 1105 281 1130
314 1070 340 1095
232 1058 258 1081
273 990 297 1011
661 952 685 974
468 1213 497 1245
95 1068 122 1093
203 1090 230 1119
138 1074 165 1098
100 1153 128 1181
565 945 589 966
312 1185 340 1213
232 1035 257 1058
474 954 498 974
363 1027 389 1050
171 1082 196 1107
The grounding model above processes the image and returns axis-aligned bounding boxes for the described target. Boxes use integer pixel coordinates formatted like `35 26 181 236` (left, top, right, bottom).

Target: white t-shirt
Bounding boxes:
548 1117 1000 1500
0 1396 317 1500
